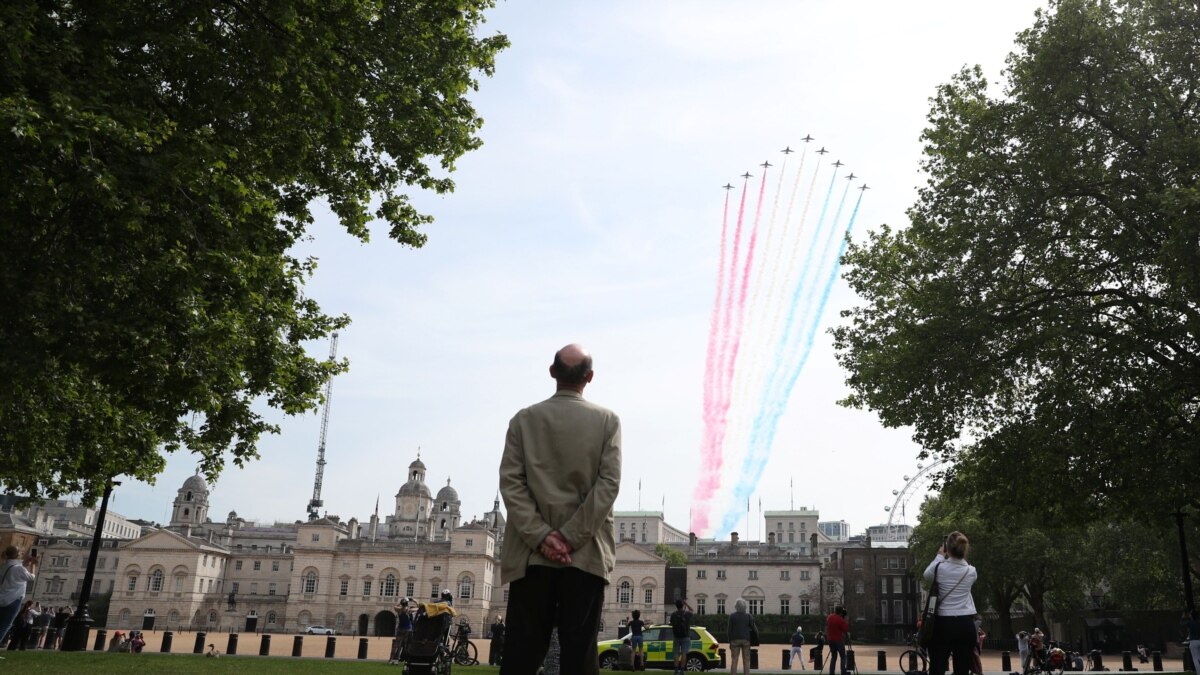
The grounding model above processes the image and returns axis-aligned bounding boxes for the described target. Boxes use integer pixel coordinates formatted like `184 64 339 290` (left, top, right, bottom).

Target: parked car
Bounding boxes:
597 624 721 671
304 625 335 635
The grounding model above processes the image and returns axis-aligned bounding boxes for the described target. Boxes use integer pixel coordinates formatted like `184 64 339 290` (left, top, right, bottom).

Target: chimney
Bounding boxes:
768 532 776 546
730 531 739 545
688 532 697 548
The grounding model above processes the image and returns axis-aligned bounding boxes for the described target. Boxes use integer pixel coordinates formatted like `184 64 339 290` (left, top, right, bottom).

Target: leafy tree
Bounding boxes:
655 543 688 568
833 0 1200 525
0 2 507 501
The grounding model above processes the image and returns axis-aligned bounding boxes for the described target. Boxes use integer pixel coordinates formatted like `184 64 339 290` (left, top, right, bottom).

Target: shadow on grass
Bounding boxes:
0 651 502 674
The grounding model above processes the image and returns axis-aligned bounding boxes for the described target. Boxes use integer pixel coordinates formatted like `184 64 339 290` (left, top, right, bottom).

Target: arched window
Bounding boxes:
441 502 448 512
149 569 164 592
186 491 193 501
168 610 180 624
382 574 397 597
183 508 190 517
618 580 632 604
441 519 447 529
304 571 318 594
267 612 277 625
118 609 131 627
208 611 217 625
458 574 473 600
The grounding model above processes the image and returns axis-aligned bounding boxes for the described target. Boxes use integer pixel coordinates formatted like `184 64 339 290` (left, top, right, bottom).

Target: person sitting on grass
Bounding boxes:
206 643 221 658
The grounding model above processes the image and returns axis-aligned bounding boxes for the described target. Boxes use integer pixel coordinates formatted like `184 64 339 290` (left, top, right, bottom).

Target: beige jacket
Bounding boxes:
499 389 621 585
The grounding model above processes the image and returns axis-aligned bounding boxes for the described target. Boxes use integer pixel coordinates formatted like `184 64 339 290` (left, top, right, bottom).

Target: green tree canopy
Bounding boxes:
655 543 688 567
0 1 507 501
833 0 1200 524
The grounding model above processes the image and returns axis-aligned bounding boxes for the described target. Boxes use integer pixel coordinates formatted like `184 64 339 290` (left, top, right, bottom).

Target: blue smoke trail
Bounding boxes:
717 187 865 536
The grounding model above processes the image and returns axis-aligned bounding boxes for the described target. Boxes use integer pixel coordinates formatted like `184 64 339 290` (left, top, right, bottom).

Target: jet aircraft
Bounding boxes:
741 171 753 179
781 146 793 155
832 160 844 168
722 183 734 190
816 147 829 155
858 184 871 191
846 173 857 181
760 160 773 169
801 134 814 143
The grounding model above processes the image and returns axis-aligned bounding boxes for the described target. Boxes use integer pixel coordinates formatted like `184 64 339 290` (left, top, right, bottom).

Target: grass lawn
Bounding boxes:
0 651 503 674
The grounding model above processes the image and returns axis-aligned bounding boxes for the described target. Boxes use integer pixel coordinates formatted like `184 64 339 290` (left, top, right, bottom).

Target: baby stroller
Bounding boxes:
403 602 456 675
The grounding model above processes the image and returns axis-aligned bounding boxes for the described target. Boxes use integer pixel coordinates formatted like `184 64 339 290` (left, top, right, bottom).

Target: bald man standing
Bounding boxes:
499 344 622 675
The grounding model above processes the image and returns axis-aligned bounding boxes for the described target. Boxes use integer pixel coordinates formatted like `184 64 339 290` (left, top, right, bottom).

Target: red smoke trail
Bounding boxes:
725 168 770 392
693 179 750 533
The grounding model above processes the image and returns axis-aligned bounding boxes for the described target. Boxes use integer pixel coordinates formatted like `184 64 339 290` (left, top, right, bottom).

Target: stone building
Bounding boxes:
821 540 918 642
615 511 688 545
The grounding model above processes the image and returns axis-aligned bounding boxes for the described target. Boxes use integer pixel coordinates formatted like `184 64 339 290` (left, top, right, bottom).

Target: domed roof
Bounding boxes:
435 479 459 503
397 480 431 499
409 457 427 471
182 473 208 492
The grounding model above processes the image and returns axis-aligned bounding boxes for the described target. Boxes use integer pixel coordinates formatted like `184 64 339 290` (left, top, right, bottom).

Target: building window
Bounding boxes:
696 570 707 579
431 582 439 598
208 611 217 625
253 561 261 571
235 561 243 571
363 580 372 596
789 532 795 543
644 588 653 604
716 598 726 615
855 580 864 594
365 563 374 569
267 612 277 625
748 599 763 615
780 599 790 615
466 538 474 547
149 570 164 592
800 599 810 615
251 582 258 595
339 579 349 596
406 582 415 597
269 583 277 596
716 570 726 580
503 588 509 602
433 565 442 571
826 581 836 594
801 570 811 580
748 570 758 580
780 571 790 580
618 581 631 604
383 575 397 597
854 558 863 570
127 575 138 592
304 572 317 594
881 600 889 623
459 576 473 600
311 533 320 542
408 565 416 571
697 598 706 615
174 577 183 593
232 582 240 594
272 561 280 572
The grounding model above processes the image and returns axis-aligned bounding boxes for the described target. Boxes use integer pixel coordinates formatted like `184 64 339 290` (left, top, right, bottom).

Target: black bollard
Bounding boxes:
1183 645 1195 673
227 633 238 655
751 647 759 670
194 631 207 654
879 650 888 671
1123 651 1134 671
258 633 270 656
358 637 369 659
1151 651 1162 671
160 630 173 653
909 650 919 673
293 635 303 657
782 648 791 670
1003 650 1012 671
325 634 336 658
847 648 857 672
93 629 107 651
719 647 727 669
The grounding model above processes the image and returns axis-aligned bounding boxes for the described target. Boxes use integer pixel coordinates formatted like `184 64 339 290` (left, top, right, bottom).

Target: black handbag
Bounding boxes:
917 562 940 648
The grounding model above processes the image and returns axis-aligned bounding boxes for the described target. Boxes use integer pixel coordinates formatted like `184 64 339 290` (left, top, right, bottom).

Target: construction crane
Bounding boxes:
307 332 338 521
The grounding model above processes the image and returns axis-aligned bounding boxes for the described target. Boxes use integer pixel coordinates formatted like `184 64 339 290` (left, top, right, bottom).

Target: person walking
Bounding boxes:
791 625 807 670
0 546 37 656
923 531 979 675
727 598 757 675
498 344 622 675
826 607 850 675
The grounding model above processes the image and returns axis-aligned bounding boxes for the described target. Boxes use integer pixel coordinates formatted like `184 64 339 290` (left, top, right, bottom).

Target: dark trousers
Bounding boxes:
499 565 605 675
929 615 977 675
828 641 847 675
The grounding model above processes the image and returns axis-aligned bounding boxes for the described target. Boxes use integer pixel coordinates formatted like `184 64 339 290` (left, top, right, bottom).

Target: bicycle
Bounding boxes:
898 633 930 675
449 623 478 666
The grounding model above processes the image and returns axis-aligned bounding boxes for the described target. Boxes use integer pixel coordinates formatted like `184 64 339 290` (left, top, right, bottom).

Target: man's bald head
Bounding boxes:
551 343 594 389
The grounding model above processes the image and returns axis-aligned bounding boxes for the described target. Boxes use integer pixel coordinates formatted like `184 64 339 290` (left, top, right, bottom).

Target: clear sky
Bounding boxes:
110 1 1047 539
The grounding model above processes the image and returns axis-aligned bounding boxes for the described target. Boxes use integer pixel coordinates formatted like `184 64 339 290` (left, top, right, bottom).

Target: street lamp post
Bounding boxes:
1173 511 1195 612
61 479 120 651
